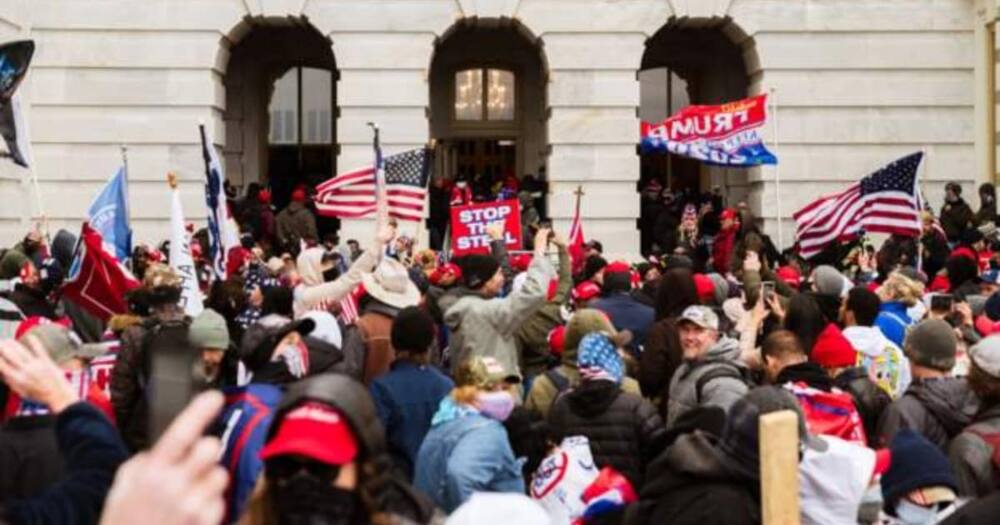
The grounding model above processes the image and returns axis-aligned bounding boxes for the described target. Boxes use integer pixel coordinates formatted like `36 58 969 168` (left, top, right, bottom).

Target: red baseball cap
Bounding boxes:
548 325 566 356
573 281 602 303
605 261 631 275
430 263 462 286
693 273 715 302
510 253 533 273
775 266 802 287
16 316 72 340
720 208 739 221
260 402 359 466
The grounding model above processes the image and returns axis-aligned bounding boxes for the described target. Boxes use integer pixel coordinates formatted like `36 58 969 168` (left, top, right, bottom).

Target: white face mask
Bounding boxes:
894 499 940 525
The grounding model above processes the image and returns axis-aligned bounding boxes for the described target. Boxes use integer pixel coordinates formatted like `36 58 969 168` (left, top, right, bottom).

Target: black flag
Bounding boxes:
0 40 34 168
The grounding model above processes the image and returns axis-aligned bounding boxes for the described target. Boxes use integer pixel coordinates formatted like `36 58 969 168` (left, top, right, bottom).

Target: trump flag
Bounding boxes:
640 94 777 166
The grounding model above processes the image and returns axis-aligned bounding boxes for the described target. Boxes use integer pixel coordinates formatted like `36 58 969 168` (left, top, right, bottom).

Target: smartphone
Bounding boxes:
147 323 196 443
761 281 776 302
931 294 954 313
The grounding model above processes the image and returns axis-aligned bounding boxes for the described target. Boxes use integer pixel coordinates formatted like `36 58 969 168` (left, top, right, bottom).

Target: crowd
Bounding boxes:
3 178 1000 525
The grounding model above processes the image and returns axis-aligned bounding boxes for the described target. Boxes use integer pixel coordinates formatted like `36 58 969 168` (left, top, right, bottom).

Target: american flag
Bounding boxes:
794 152 923 259
315 148 431 222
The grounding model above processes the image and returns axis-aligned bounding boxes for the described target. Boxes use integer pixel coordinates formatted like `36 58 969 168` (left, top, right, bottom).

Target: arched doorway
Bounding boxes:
638 18 758 255
428 18 549 248
221 18 339 234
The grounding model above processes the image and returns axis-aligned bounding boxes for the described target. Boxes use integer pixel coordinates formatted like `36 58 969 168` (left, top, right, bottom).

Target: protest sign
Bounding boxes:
450 199 522 257
640 93 777 166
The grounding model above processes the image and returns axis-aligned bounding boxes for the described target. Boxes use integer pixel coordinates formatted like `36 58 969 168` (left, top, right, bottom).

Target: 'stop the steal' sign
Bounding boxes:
640 94 778 166
450 199 522 257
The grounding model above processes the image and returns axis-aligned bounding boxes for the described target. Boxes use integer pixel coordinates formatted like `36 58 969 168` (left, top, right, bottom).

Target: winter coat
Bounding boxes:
110 305 187 452
877 377 980 450
948 403 1000 498
711 226 738 275
0 403 128 525
941 198 975 242
442 254 555 376
274 201 318 250
413 398 524 513
834 367 892 448
292 248 376 319
3 284 57 319
843 325 911 399
591 293 655 353
515 245 571 379
775 361 834 392
0 415 62 500
370 359 455 480
939 491 1000 524
639 318 683 416
548 380 665 489
975 200 997 227
625 431 760 525
666 337 749 427
341 300 400 385
921 229 950 280
874 301 914 351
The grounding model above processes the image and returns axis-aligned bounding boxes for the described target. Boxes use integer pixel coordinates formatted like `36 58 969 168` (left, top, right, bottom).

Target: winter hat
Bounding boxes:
707 273 729 306
446 493 550 525
985 292 1000 321
904 319 957 372
301 310 342 349
572 281 602 304
975 314 1000 338
460 254 500 290
391 306 435 354
188 308 230 350
693 273 715 303
881 429 958 516
577 332 624 384
813 265 849 297
226 246 251 278
563 309 630 362
547 325 566 356
291 188 307 202
583 255 608 282
811 323 857 368
969 336 1000 379
257 189 271 204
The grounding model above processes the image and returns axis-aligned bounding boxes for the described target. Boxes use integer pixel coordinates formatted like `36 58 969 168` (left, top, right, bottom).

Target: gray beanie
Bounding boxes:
813 265 848 297
189 308 230 350
707 273 729 306
904 319 956 371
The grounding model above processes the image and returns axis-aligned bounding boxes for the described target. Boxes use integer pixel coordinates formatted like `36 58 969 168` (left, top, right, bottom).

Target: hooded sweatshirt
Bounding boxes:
842 325 911 399
292 247 376 319
878 377 980 450
666 337 748 427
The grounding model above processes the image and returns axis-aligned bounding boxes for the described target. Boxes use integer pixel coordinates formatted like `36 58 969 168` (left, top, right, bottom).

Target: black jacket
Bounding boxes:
834 367 892 447
548 380 665 489
878 377 980 450
1 403 128 525
0 416 62 502
3 285 56 320
625 431 760 525
775 361 834 392
941 198 975 242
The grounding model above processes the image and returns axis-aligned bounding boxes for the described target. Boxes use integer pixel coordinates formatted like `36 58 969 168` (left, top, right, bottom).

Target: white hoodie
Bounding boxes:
842 325 912 399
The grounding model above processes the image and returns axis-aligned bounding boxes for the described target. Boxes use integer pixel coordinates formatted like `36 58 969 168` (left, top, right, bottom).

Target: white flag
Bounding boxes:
170 185 204 317
199 124 240 280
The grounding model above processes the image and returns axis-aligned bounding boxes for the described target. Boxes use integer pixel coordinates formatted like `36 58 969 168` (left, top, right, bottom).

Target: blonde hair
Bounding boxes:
879 272 924 306
451 385 480 405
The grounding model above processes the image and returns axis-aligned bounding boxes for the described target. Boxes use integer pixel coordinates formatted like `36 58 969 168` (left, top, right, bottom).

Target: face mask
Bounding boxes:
272 470 362 525
477 390 515 421
275 340 310 379
894 499 940 525
322 267 340 282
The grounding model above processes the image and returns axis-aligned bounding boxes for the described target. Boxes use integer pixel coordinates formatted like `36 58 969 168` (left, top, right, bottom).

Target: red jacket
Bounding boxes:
712 226 738 274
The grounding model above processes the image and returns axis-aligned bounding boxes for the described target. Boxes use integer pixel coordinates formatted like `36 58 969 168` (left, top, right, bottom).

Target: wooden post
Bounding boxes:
759 410 801 525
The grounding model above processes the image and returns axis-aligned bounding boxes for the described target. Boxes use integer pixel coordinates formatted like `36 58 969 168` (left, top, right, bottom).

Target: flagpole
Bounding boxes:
367 121 386 236
770 87 783 251
120 144 131 234
915 149 927 273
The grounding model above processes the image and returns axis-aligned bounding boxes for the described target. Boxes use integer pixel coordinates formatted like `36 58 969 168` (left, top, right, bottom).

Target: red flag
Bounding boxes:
568 204 586 276
62 223 140 322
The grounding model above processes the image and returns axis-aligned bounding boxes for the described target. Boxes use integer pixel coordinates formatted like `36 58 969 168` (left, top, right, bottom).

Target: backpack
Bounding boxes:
785 382 867 445
693 362 752 404
856 341 907 399
137 317 192 390
965 428 1000 478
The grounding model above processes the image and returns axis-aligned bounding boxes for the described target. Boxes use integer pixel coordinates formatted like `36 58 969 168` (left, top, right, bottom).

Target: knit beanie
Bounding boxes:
391 306 435 354
985 292 1000 322
717 386 810 480
904 319 957 372
188 308 230 350
813 265 848 297
881 429 957 516
460 254 500 290
577 332 623 384
811 323 857 368
583 255 608 282
707 273 729 306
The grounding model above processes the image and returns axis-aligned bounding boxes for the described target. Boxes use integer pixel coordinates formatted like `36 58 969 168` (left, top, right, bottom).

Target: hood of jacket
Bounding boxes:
430 396 479 427
775 361 834 392
561 308 621 367
908 377 981 436
647 431 735 493
565 380 622 418
842 325 894 358
703 336 742 363
296 246 327 287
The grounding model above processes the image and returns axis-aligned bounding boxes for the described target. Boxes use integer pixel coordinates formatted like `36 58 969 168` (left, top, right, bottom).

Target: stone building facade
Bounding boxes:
0 0 996 255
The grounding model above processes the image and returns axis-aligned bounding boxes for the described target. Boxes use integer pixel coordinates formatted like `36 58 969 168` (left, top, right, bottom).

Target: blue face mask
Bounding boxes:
895 499 939 525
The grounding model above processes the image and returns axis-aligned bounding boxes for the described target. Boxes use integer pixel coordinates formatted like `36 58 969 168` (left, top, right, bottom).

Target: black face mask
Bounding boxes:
271 470 363 525
323 267 341 282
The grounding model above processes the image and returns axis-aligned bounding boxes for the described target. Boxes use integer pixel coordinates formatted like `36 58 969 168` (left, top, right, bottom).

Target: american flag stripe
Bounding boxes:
316 149 430 221
795 152 923 259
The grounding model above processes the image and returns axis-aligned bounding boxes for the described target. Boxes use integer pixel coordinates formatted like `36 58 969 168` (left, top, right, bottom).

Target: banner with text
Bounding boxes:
450 199 522 257
640 94 777 166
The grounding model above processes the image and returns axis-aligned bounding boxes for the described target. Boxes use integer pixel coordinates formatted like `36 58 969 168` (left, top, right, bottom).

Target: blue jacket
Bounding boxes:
413 398 524 513
592 293 655 352
875 301 913 348
217 383 283 523
3 402 128 525
370 359 454 479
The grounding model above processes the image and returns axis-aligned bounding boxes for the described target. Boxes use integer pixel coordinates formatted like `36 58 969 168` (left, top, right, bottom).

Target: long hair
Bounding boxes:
783 293 827 355
654 268 698 321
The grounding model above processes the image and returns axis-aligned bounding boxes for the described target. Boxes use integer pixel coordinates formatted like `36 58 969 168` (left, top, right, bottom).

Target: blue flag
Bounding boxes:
87 167 132 262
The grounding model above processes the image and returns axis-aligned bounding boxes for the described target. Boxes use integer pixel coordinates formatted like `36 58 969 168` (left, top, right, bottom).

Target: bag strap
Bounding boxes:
546 368 571 394
965 428 1000 473
695 363 745 404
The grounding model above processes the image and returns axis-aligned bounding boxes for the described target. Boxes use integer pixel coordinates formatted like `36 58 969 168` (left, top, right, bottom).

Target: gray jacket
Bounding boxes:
666 337 748 427
949 403 1000 498
443 254 555 376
